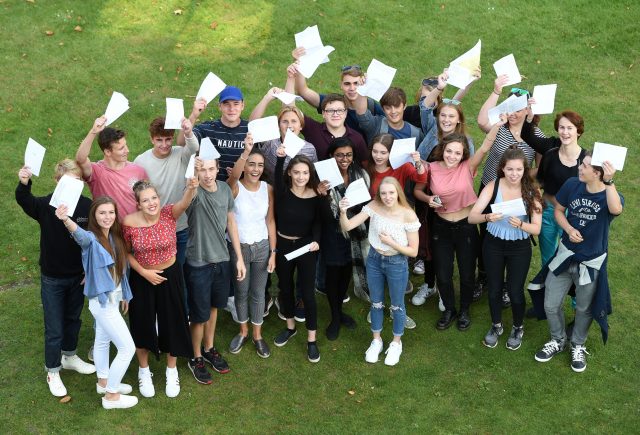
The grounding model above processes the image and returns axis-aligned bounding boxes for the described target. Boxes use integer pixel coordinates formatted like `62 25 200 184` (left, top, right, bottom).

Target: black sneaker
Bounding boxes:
570 343 589 373
188 357 212 385
307 341 320 363
325 321 340 341
274 328 297 347
436 310 457 330
201 347 230 374
534 339 566 362
457 310 471 331
253 338 271 359
294 299 305 323
501 289 511 309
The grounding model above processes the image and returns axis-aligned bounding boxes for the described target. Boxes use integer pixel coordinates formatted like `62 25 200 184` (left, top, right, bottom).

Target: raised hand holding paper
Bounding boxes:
531 84 557 115
248 116 280 143
196 72 226 104
185 154 196 178
273 91 303 105
314 158 343 188
592 142 627 170
164 98 184 129
448 39 481 89
493 54 521 86
357 59 397 101
389 138 416 169
24 138 46 177
282 129 305 158
104 91 129 126
199 137 221 161
295 25 334 78
487 94 528 125
49 175 84 216
344 178 371 208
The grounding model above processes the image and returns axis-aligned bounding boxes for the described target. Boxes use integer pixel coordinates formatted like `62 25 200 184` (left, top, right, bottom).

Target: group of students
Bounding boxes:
17 52 624 409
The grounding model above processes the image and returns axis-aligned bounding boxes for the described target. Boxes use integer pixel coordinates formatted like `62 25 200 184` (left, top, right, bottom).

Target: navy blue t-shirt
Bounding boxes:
388 122 412 140
192 119 248 181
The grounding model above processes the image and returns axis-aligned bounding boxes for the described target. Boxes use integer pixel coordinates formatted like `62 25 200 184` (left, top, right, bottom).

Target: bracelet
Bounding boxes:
270 248 277 254
436 87 445 92
519 220 523 228
493 90 501 96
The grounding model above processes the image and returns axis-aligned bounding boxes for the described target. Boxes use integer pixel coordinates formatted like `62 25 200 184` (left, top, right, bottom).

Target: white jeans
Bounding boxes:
88 290 135 393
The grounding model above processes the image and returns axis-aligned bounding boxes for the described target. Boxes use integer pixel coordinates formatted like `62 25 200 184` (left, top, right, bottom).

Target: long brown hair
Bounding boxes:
431 133 471 162
497 147 543 216
367 133 394 182
283 155 319 193
87 196 127 285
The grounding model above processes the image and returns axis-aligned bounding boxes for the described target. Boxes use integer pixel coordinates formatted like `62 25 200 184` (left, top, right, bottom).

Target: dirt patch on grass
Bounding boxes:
0 279 34 293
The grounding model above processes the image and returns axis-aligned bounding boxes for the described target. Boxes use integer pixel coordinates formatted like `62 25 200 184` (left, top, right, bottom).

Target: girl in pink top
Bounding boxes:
414 117 506 332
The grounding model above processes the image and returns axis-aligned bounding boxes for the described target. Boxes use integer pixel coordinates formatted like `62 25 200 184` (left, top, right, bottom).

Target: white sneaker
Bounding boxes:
411 283 436 306
61 354 96 374
365 339 383 363
413 259 425 275
384 341 403 366
102 394 138 409
96 383 133 395
225 297 240 323
404 314 417 330
165 367 180 398
138 370 155 398
47 371 67 397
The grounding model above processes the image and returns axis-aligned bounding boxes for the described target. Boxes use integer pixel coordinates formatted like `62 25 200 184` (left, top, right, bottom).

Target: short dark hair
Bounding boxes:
320 93 348 111
554 110 584 136
327 137 354 156
148 117 175 138
98 127 126 152
380 87 406 107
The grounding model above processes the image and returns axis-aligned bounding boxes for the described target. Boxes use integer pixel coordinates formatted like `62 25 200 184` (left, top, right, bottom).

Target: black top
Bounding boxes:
403 104 421 129
274 156 326 242
15 180 91 278
536 147 587 195
520 119 559 155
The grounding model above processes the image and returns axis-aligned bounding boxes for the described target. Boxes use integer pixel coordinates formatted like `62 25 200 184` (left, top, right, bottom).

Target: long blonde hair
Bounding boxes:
375 177 411 209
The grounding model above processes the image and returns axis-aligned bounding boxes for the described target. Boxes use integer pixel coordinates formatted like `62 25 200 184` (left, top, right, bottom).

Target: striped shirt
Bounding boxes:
480 125 544 187
192 119 248 181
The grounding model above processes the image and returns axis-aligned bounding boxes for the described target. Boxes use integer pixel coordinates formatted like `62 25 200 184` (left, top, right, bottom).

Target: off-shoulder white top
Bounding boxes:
363 205 420 255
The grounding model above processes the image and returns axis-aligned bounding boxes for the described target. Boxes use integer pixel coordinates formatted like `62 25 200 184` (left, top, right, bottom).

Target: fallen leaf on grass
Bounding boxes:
347 390 355 396
158 66 163 71
26 0 35 3
74 25 82 32
45 30 54 36
610 71 615 75
174 9 183 15
59 42 64 46
175 43 182 48
59 396 71 403
6 106 13 112
21 256 27 262
47 128 53 136
210 21 218 30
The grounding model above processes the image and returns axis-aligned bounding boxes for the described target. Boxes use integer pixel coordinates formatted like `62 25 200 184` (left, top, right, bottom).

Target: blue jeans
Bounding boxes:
540 201 562 265
366 250 408 337
40 273 85 371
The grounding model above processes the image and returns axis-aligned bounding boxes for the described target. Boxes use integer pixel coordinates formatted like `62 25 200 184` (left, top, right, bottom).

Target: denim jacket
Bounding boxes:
416 99 475 161
71 226 133 306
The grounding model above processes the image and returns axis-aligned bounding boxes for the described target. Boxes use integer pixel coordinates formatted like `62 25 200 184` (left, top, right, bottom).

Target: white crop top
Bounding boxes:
363 205 420 255
233 181 269 244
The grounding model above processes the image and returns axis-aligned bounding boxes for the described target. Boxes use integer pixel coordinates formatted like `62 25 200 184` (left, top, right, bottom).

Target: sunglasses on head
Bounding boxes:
341 65 362 72
422 77 439 87
510 88 530 97
442 98 461 105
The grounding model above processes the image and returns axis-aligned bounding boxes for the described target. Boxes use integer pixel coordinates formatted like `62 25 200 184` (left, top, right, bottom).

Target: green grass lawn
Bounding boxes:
1 0 639 433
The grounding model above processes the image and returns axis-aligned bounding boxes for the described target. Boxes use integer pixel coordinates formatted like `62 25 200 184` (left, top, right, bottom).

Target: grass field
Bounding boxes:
1 0 639 433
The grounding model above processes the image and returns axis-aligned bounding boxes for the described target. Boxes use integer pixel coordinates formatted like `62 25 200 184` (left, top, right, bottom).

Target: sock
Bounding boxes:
138 366 150 377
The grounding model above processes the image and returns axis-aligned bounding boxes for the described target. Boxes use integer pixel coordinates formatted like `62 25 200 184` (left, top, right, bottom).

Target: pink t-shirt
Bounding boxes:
429 160 477 214
86 161 148 221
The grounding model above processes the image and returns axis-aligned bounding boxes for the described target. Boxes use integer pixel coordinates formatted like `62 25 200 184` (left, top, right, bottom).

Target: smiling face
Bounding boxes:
507 108 527 125
288 162 310 189
382 103 405 126
322 100 348 129
340 73 361 101
94 203 116 232
578 156 598 182
438 106 460 135
332 145 354 172
279 110 302 137
243 153 265 182
151 135 174 159
442 141 464 168
219 100 244 126
198 159 219 189
503 158 525 184
104 138 129 163
378 182 398 207
371 142 390 168
137 187 160 216
557 116 580 146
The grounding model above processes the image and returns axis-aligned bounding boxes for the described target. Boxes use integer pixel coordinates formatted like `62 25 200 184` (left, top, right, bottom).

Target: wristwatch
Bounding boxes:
603 178 614 186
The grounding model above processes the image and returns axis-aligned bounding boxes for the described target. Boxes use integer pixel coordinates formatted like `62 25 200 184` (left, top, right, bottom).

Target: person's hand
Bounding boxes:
411 151 421 164
186 176 198 190
428 196 443 208
236 260 246 281
55 204 70 221
120 300 129 315
142 268 167 285
437 70 448 90
471 65 482 79
567 227 584 243
91 116 107 135
267 253 276 273
602 161 616 182
339 198 350 211
485 212 503 223
496 113 508 126
508 216 524 228
309 242 320 252
276 146 286 158
317 180 330 196
244 132 254 153
291 47 306 59
266 87 282 100
192 98 207 118
18 166 32 185
194 156 204 173
494 75 509 94
286 62 300 78
182 117 193 136
379 231 395 247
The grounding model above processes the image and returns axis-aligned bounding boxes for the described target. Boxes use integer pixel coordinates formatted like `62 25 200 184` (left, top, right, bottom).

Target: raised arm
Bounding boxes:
602 161 623 216
15 166 38 219
452 66 481 101
177 98 207 145
76 116 106 179
477 75 509 133
422 70 448 109
249 87 280 121
171 176 198 219
228 133 254 192
338 199 370 231
520 118 558 154
469 114 507 174
290 51 321 109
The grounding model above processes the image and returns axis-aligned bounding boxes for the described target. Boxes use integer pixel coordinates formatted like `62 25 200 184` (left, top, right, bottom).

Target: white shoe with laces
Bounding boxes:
413 259 425 275
47 371 67 397
365 339 383 363
412 283 437 306
61 354 96 374
138 370 155 398
384 341 403 366
165 367 180 398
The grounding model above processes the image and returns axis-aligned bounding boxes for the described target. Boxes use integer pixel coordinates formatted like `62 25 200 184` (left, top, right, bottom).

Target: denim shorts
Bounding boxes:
184 261 231 323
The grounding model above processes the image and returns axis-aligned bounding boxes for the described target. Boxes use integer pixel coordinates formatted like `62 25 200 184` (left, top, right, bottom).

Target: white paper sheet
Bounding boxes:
297 45 335 78
24 138 46 177
248 116 280 143
344 178 371 208
199 137 221 161
185 154 196 178
295 25 330 63
356 59 397 101
493 53 521 86
164 98 184 129
389 138 416 169
314 158 343 188
592 142 627 171
490 198 527 217
448 39 481 89
487 94 528 125
531 84 557 115
284 243 313 261
49 175 85 216
273 91 303 105
446 63 475 90
282 129 305 158
104 91 129 126
196 72 226 103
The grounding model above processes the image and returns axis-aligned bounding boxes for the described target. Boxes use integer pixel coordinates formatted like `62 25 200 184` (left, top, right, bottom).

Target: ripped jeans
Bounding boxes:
366 250 408 337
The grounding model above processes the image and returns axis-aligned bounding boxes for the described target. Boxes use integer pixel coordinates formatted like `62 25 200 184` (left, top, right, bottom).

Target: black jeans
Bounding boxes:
431 215 479 312
276 235 318 330
325 264 351 324
482 233 531 327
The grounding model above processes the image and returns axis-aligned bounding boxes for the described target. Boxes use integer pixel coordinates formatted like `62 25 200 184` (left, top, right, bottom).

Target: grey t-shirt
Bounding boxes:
186 182 234 264
134 135 198 231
